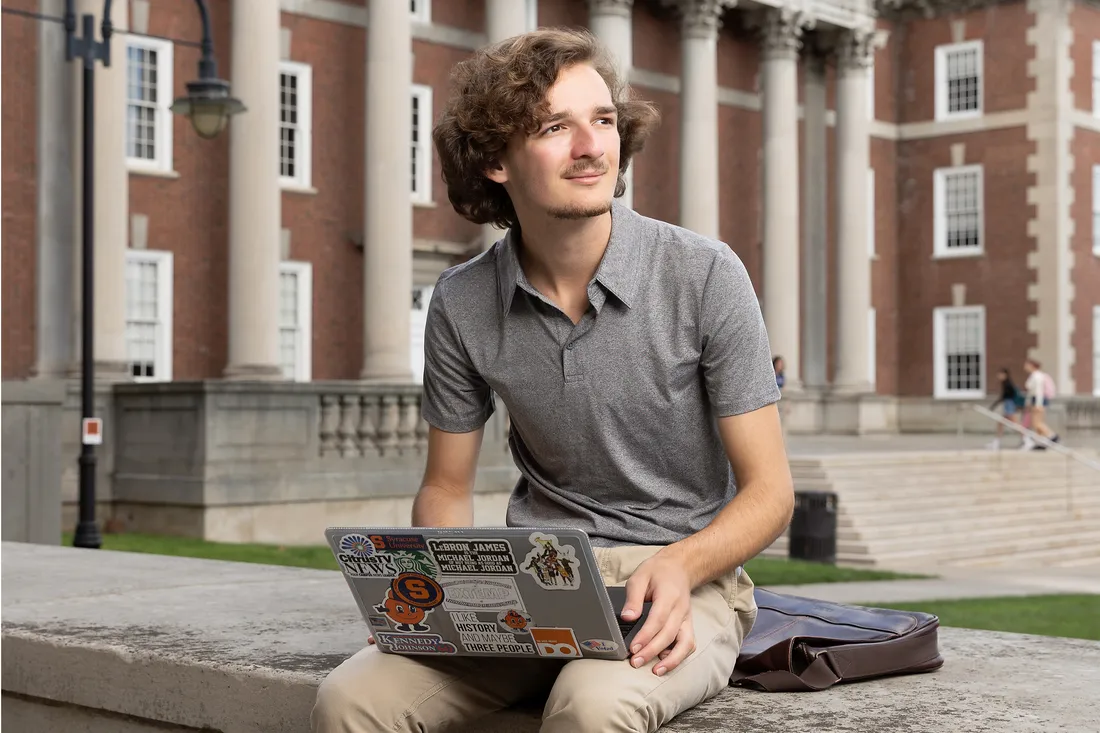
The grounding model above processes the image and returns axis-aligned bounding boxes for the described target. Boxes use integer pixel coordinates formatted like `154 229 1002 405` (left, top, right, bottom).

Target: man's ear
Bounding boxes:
484 160 508 185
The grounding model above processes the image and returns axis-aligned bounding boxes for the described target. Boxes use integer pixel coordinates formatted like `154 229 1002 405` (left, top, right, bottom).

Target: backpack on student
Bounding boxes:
731 588 944 692
1043 372 1057 400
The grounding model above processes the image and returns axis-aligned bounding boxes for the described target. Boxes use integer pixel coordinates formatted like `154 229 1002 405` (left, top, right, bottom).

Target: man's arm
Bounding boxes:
661 402 794 588
411 425 484 527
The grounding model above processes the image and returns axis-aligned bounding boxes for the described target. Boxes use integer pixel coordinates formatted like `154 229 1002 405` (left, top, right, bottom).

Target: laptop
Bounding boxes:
324 526 652 661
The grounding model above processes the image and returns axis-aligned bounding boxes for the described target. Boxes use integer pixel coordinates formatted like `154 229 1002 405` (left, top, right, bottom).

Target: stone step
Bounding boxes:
828 481 1099 510
857 528 1100 567
794 469 1098 493
840 496 1100 531
838 516 1099 555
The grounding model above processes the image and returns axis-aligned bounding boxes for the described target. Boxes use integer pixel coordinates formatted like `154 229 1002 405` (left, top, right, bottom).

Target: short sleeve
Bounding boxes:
698 249 782 417
420 282 495 432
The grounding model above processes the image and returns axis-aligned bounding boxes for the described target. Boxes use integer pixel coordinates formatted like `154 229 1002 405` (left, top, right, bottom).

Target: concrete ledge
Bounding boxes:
4 542 1099 732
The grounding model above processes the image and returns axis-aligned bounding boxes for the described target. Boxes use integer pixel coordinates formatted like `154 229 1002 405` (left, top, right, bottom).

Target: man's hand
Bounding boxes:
619 551 695 676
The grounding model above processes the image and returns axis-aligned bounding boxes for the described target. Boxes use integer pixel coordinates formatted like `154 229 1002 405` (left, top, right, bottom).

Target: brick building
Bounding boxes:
3 0 1099 434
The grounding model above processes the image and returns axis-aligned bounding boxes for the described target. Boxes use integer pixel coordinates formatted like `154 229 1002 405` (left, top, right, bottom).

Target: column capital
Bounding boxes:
757 8 814 61
663 0 737 40
835 27 876 71
588 0 634 18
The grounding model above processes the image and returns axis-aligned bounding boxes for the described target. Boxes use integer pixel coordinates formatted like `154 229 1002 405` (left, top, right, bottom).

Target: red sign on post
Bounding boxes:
82 417 103 446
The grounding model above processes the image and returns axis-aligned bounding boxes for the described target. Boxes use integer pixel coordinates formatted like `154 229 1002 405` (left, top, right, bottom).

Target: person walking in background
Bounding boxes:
772 356 785 390
1021 358 1059 450
987 368 1024 450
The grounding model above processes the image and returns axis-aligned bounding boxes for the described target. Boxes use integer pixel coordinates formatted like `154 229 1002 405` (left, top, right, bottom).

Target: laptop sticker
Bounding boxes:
390 573 446 610
426 538 518 575
336 533 400 578
366 534 429 552
375 633 457 655
367 615 391 630
580 639 619 653
520 533 582 590
390 550 440 578
530 627 582 658
373 587 435 632
497 609 533 634
440 577 526 612
452 612 537 655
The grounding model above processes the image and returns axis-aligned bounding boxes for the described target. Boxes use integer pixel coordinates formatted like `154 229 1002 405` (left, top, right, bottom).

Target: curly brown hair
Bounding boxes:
432 27 660 231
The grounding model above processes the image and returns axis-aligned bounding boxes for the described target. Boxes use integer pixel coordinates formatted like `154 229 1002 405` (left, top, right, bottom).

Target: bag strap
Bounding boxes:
732 655 840 692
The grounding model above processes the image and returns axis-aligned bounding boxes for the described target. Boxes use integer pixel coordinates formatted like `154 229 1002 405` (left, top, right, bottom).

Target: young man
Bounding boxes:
312 28 794 733
1022 358 1059 449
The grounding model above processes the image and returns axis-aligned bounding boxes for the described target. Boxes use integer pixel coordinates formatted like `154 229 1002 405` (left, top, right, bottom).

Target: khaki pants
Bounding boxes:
311 545 757 733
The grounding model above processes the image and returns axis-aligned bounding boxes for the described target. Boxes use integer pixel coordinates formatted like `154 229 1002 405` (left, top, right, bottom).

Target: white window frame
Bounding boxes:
278 61 313 190
125 36 174 174
868 308 877 390
411 84 433 205
1094 306 1100 396
1093 165 1100 257
933 164 984 258
868 167 876 257
410 0 430 24
933 305 986 399
867 58 875 121
934 40 983 121
125 249 173 382
279 261 313 382
1093 41 1100 118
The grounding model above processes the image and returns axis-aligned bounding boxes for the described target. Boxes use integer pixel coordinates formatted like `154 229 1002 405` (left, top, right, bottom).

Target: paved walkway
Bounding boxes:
785 430 1100 456
766 564 1100 604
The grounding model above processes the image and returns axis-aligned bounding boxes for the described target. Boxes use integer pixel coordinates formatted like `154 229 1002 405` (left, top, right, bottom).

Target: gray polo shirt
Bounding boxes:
421 202 780 547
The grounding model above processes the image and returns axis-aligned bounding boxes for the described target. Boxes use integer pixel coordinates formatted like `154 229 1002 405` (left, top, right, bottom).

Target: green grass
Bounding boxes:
876 595 1100 641
63 532 926 585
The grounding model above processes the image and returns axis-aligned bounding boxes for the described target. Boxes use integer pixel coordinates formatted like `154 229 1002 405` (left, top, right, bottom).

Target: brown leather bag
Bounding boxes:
731 588 945 692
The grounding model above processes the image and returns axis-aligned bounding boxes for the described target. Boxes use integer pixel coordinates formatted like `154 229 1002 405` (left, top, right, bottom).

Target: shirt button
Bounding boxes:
566 343 574 350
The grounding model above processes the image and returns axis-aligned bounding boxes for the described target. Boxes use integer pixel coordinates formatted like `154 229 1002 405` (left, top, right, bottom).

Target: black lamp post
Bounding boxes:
62 0 245 549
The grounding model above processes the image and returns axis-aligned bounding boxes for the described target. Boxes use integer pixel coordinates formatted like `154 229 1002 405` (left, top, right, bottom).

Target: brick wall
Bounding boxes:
2 0 39 379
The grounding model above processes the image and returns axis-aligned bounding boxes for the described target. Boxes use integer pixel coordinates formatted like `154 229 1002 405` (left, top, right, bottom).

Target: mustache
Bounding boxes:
563 164 609 178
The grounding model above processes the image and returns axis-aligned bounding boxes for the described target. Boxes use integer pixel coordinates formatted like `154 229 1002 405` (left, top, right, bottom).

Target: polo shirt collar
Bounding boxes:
496 200 640 316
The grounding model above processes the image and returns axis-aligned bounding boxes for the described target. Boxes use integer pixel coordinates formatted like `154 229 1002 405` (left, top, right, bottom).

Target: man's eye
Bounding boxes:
543 124 563 135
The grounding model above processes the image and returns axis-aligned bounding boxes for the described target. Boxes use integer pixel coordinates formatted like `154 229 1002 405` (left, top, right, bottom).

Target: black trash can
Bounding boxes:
788 491 837 564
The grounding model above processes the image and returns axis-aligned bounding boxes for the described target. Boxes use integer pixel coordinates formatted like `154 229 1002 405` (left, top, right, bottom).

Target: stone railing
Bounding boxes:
108 381 519 543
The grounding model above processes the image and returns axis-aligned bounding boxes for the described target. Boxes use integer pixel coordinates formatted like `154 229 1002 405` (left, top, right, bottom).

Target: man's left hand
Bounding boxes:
620 551 695 676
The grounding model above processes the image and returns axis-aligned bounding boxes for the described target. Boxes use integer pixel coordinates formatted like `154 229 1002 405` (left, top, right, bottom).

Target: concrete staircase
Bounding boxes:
762 450 1100 571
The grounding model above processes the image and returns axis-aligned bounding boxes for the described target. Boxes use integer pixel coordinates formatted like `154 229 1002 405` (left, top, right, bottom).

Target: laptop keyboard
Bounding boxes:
617 618 639 640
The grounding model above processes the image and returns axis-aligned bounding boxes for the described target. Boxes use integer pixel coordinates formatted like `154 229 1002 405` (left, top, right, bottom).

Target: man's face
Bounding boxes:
488 63 620 221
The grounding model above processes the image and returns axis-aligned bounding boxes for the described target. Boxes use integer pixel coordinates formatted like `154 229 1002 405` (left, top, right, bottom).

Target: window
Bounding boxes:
279 262 313 381
933 165 983 257
933 306 985 399
868 308 877 390
125 250 173 382
279 62 313 190
411 85 433 204
868 168 876 257
1094 306 1100 396
126 37 174 173
934 41 982 121
410 0 430 23
1093 165 1100 256
1093 41 1100 118
410 285 435 384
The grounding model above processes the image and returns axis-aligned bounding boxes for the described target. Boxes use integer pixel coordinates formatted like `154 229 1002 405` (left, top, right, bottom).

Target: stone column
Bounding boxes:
833 29 874 393
362 0 413 380
760 9 808 389
68 0 129 380
801 51 828 390
35 0 74 379
486 0 529 43
589 0 634 208
480 0 533 251
224 0 282 380
673 0 732 240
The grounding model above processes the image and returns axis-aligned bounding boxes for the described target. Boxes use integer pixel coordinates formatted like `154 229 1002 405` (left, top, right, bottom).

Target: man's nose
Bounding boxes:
572 124 604 160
